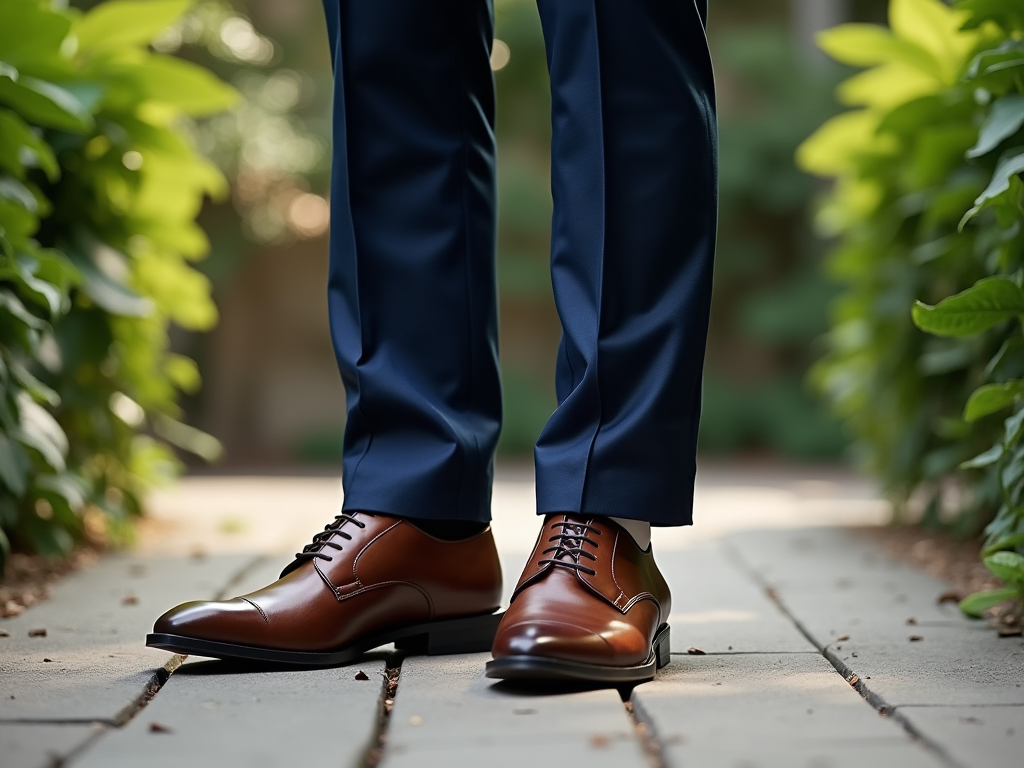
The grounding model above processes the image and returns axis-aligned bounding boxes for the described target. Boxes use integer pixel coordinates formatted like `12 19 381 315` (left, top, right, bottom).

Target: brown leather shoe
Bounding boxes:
486 515 671 683
147 512 503 665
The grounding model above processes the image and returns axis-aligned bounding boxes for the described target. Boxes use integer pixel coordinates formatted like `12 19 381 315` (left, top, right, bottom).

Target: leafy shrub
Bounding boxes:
801 0 1024 609
0 0 235 564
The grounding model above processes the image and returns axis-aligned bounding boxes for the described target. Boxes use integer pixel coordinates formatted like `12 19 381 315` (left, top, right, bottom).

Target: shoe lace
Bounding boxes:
293 512 372 565
538 517 602 576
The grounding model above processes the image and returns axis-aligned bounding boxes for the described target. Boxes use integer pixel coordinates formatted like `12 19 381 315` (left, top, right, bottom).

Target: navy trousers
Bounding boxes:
320 0 717 527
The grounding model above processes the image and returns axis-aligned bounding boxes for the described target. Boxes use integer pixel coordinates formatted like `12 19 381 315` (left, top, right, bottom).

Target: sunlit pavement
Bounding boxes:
137 461 889 557
2 464 1020 768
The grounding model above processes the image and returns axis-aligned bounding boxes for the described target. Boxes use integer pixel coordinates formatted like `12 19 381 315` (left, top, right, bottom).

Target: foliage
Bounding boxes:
0 0 235 564
801 0 1024 609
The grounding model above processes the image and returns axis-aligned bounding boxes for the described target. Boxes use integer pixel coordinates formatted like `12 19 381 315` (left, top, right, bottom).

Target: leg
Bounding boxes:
146 0 508 666
323 0 501 524
489 0 717 683
533 0 717 526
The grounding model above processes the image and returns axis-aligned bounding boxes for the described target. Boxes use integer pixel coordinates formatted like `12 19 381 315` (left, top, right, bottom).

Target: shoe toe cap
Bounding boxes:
153 599 263 644
492 618 619 664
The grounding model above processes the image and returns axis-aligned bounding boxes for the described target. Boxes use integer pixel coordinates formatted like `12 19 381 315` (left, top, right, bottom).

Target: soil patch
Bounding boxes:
858 525 1020 635
0 548 100 619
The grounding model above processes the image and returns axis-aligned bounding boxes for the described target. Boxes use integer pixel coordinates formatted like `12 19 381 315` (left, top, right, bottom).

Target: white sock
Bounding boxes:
610 517 652 550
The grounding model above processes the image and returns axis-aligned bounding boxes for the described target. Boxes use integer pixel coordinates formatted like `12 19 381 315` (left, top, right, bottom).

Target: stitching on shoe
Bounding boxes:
240 597 269 623
609 529 627 606
351 521 403 583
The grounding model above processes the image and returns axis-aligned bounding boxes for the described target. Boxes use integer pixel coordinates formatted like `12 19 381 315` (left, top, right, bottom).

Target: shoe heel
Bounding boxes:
395 611 504 656
655 624 671 669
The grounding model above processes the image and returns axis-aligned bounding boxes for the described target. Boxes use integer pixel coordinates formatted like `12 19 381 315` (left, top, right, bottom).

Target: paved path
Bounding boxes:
1 464 1020 767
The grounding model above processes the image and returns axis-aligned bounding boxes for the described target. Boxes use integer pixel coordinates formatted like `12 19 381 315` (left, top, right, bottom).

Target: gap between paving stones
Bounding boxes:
103 556 267 729
623 690 666 768
722 541 966 768
37 556 266 739
363 653 403 768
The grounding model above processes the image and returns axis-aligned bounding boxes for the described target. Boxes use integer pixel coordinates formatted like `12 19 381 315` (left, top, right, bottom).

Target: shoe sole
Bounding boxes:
146 610 504 666
484 623 671 683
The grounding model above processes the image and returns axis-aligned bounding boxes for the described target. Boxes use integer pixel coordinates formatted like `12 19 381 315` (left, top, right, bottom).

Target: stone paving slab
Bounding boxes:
71 657 387 768
727 528 1024 707
0 723 106 768
0 554 256 722
895 706 1024 768
632 653 944 768
658 545 815 654
382 654 647 767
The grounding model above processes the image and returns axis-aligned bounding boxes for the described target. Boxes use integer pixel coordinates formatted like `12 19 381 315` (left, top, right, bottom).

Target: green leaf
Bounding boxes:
0 74 92 132
964 381 1024 421
21 507 74 557
984 551 1024 583
0 108 59 180
816 24 939 73
0 432 30 496
14 393 67 471
1005 407 1024 446
912 277 1024 337
0 289 46 330
66 249 153 318
984 336 1024 380
967 95 1024 159
36 473 88 509
9 360 59 406
0 177 38 212
961 149 1024 228
75 0 193 53
960 443 1003 469
956 0 1024 32
959 587 1018 617
983 531 1024 557
0 1 73 71
130 56 238 116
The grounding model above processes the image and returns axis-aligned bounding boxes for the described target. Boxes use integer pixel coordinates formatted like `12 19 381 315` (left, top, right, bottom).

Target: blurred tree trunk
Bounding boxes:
791 0 848 62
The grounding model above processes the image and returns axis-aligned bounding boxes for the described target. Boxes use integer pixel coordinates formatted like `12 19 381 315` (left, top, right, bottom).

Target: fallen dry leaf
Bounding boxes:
149 722 173 734
354 670 369 681
0 629 9 637
122 595 138 606
590 735 610 748
997 626 1023 638
848 675 859 686
28 628 46 637
906 617 917 625
908 635 923 642
686 647 706 655
937 590 961 604
836 635 850 642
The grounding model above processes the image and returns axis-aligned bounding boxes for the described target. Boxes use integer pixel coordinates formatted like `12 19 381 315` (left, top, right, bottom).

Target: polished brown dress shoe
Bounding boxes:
147 512 503 665
486 514 670 683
